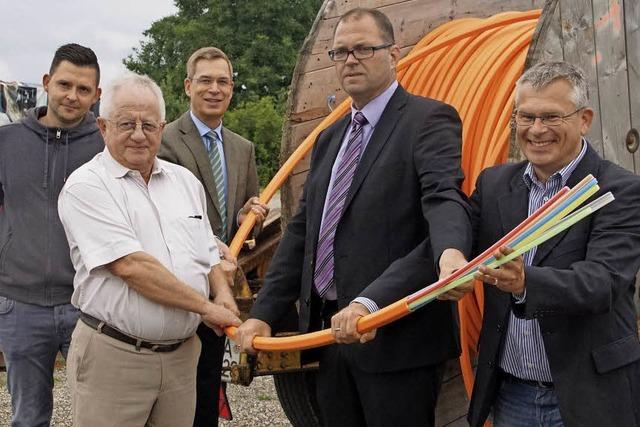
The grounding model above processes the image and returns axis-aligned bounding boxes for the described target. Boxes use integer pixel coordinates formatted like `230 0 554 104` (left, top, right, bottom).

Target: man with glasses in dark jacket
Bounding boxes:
0 43 103 426
468 61 640 427
235 8 471 426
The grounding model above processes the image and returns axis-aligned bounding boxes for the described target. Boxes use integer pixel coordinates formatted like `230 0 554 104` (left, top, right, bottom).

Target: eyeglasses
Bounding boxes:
513 108 584 127
105 119 161 135
189 77 232 88
328 43 392 62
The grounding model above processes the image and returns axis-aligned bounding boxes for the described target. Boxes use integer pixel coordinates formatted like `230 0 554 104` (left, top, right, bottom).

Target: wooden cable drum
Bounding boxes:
226 9 541 398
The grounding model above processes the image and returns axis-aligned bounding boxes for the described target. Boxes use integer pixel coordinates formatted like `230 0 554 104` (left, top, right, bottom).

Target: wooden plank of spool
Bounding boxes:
593 0 634 171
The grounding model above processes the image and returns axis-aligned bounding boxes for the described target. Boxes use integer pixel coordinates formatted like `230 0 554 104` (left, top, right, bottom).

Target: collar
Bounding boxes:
351 80 398 128
101 147 165 179
189 110 223 141
523 138 588 189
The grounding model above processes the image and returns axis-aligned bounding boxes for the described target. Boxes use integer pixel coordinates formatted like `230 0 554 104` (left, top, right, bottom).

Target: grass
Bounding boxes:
256 393 273 401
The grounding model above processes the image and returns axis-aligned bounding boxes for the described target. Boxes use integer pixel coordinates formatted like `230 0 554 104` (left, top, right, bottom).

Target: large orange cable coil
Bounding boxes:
228 10 541 399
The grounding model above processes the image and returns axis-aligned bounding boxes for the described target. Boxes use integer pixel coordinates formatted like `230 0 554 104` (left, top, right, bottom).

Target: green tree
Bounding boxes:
125 0 321 121
125 0 321 186
224 97 282 185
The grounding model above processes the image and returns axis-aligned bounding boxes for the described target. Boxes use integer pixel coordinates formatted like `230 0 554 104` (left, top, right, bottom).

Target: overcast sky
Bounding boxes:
0 0 178 87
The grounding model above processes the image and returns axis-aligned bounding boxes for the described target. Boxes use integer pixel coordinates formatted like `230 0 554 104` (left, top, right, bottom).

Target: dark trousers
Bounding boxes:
316 345 445 427
314 299 446 427
193 322 226 427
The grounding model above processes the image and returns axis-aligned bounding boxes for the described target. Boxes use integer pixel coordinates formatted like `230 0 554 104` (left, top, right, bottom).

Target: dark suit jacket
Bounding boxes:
160 112 259 242
468 144 640 427
251 85 472 373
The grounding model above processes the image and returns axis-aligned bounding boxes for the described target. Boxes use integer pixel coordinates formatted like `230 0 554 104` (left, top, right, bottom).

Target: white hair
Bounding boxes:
99 72 166 121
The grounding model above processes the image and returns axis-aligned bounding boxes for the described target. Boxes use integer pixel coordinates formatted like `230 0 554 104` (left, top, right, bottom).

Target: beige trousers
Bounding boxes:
67 320 201 427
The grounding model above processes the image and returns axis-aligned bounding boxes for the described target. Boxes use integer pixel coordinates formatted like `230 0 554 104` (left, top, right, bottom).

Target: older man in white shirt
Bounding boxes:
58 72 241 427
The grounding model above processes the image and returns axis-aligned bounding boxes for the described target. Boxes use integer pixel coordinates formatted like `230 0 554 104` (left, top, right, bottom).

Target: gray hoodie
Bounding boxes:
0 106 104 306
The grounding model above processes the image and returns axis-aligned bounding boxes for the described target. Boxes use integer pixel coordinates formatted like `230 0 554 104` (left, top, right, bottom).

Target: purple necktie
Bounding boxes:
313 112 368 298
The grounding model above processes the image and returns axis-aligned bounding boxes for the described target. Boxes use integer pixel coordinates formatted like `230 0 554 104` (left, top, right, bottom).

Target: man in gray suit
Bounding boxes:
160 46 269 426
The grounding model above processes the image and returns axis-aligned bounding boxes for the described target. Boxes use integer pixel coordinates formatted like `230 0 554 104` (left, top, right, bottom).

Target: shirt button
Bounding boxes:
523 330 530 336
543 196 549 202
527 363 534 368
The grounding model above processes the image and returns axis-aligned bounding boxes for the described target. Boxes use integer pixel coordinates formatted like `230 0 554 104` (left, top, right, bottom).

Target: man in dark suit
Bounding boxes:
235 8 472 426
468 61 640 427
160 46 269 427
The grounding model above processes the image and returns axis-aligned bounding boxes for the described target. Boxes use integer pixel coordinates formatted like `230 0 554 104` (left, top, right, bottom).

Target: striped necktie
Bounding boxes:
313 112 368 298
206 131 227 242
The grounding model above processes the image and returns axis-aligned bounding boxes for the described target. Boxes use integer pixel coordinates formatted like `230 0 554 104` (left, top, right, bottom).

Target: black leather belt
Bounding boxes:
503 372 554 389
80 312 185 353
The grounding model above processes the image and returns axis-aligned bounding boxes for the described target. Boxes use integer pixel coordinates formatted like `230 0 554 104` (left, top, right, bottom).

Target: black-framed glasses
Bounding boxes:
105 119 162 135
513 108 584 127
328 43 392 62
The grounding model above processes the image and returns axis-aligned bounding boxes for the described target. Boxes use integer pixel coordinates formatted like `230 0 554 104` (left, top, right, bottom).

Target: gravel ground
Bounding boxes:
0 365 291 426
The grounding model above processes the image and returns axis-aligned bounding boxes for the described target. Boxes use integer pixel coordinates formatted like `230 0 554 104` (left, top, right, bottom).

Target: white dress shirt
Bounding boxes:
58 149 220 340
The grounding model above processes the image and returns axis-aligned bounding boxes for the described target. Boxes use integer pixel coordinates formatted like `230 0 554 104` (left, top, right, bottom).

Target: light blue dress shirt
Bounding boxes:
320 81 399 312
189 111 228 197
499 139 588 382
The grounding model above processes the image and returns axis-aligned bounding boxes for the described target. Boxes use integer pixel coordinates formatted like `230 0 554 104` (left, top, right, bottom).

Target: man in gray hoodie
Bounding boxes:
0 43 103 427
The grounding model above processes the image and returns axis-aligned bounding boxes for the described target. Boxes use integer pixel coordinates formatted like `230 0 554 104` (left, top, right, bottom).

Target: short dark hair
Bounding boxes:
49 43 100 85
336 8 395 44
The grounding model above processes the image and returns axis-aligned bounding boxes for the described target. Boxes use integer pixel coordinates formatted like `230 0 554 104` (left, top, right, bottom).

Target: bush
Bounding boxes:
224 97 283 186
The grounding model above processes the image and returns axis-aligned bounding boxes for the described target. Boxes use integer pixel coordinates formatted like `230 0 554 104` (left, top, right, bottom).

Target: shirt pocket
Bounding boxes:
168 216 212 269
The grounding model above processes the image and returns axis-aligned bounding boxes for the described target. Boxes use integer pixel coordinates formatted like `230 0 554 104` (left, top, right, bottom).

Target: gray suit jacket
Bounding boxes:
160 112 259 242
